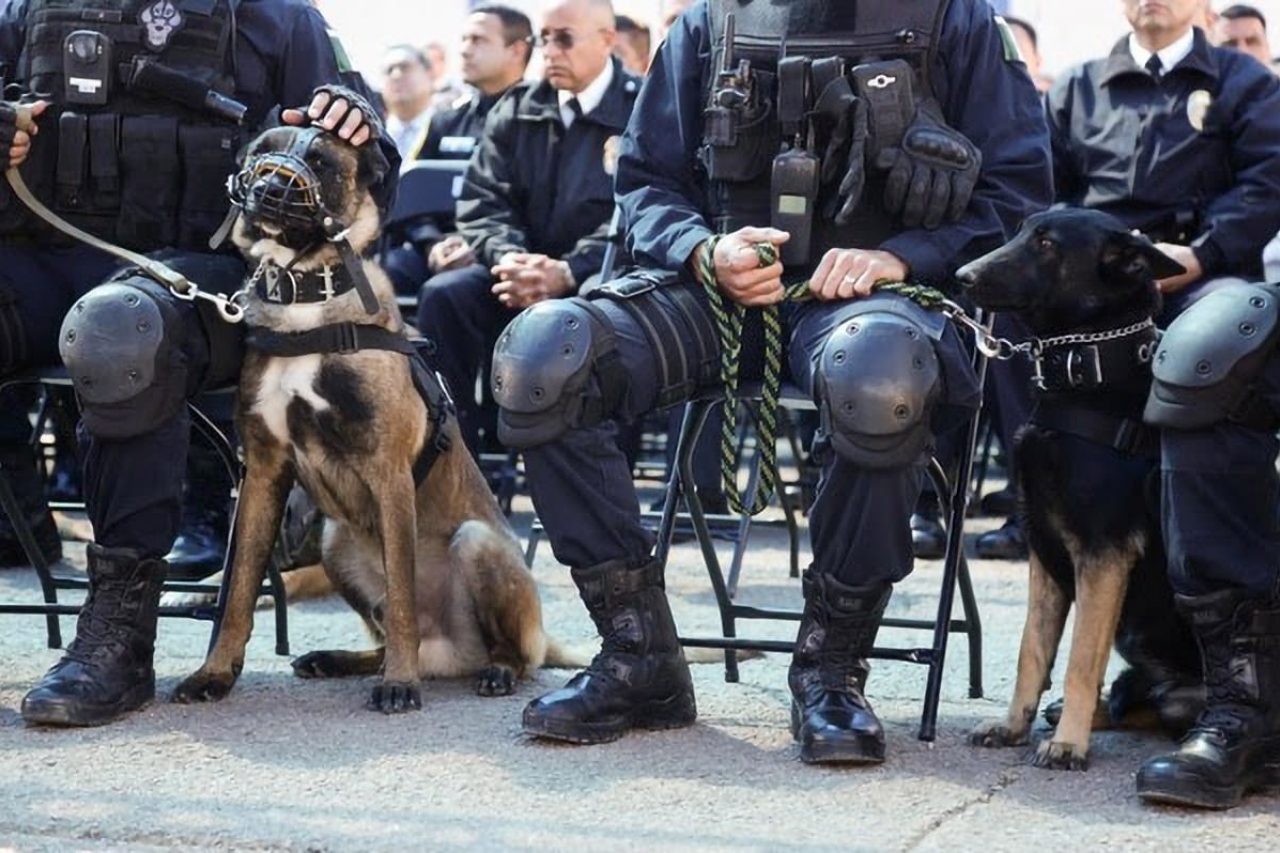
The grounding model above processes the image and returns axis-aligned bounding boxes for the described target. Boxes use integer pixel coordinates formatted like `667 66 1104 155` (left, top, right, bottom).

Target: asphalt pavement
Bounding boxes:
2 490 1278 852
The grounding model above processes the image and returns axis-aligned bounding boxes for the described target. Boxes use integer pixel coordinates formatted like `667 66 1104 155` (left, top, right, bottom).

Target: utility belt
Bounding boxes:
0 104 245 251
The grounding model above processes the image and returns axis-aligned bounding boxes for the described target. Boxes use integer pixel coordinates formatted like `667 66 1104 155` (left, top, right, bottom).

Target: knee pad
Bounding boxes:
1145 282 1280 431
816 311 940 469
60 275 188 440
491 297 624 449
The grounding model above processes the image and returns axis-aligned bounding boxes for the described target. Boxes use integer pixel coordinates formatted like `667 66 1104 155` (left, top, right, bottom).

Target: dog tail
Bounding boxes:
540 637 763 669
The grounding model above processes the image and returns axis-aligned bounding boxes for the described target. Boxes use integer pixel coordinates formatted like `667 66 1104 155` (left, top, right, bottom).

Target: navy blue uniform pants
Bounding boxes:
416 262 515 453
0 243 245 558
1161 346 1280 598
524 283 979 587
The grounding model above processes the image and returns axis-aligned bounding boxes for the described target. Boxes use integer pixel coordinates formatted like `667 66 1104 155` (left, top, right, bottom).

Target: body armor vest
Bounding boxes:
702 0 951 268
2 0 244 251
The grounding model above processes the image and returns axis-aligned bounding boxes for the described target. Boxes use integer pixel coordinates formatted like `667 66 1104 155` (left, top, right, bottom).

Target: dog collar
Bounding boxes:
251 259 358 306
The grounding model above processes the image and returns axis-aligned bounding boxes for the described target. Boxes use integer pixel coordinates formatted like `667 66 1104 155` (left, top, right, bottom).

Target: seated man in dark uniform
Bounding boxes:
490 0 1051 764
415 0 640 455
0 0 395 727
379 3 534 300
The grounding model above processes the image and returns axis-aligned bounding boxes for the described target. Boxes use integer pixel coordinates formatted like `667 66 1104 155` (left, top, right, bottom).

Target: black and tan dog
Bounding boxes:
171 124 558 712
957 209 1202 769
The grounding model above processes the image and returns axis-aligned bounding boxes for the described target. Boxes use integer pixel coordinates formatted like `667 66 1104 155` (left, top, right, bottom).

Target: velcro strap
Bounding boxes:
1031 405 1158 457
245 323 418 357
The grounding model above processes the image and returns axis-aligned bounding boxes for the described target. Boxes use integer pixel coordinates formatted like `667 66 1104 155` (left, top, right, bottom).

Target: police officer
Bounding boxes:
1137 284 1280 810
491 0 1052 763
1047 0 1280 323
415 0 640 455
379 3 533 298
0 0 396 727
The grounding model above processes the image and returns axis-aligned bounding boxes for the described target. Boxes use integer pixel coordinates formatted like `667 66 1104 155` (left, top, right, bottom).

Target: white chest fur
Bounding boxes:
253 355 330 444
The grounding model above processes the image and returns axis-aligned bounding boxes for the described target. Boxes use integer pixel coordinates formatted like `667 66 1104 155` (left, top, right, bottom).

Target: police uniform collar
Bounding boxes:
251 258 359 306
1100 27 1218 86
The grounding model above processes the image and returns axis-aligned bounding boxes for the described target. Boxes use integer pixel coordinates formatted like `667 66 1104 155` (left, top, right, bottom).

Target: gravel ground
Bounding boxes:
2 490 1278 852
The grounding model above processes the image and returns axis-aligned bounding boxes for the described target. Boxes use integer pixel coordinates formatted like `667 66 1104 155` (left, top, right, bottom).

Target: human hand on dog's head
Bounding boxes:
282 85 381 148
490 252 574 309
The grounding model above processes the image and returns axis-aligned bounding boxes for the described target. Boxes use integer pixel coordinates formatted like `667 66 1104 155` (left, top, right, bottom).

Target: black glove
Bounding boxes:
813 77 870 226
305 83 385 144
874 97 981 230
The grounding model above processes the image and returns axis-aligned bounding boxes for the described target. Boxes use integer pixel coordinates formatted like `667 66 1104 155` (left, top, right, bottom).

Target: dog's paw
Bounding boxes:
368 680 422 714
172 668 237 704
1031 739 1090 771
969 720 1030 748
292 651 344 679
476 665 516 697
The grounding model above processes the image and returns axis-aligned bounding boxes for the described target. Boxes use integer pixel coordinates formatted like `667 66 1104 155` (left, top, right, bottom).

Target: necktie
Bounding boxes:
564 96 583 127
1145 54 1163 81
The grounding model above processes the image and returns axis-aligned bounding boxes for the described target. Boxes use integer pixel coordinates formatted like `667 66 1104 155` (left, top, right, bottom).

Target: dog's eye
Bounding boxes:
1037 236 1055 253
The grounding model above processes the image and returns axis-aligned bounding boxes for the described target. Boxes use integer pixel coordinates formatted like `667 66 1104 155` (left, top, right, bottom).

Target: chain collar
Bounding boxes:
940 298 1156 362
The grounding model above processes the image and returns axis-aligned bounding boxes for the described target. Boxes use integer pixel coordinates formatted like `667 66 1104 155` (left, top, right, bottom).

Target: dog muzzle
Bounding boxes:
228 127 331 246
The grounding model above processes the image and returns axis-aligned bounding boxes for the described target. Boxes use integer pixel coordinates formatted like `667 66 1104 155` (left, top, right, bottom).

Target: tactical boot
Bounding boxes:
789 570 892 764
523 557 696 744
22 545 167 726
166 440 233 580
1136 589 1280 809
0 443 63 568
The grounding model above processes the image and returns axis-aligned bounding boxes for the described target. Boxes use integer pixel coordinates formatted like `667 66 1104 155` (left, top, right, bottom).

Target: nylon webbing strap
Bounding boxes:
695 238 948 516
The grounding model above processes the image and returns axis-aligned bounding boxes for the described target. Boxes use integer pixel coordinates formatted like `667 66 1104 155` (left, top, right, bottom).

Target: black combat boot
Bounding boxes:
1136 589 1280 809
523 557 697 744
21 545 168 726
0 443 63 568
789 570 892 764
166 440 233 580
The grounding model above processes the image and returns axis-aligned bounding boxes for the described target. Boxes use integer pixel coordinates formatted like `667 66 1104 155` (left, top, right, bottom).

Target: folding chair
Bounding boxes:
0 368 291 656
654 317 993 742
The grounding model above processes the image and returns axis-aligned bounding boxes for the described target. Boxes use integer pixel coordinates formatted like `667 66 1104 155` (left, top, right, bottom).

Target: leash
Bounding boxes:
5 107 245 322
694 238 949 516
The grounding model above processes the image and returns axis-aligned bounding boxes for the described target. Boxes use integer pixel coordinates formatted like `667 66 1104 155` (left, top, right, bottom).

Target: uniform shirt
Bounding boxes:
1047 27 1280 278
0 0 400 216
418 89 509 161
616 0 1053 285
386 107 433 160
456 56 641 287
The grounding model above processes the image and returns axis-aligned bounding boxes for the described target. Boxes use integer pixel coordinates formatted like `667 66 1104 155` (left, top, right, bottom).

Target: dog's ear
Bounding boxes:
357 142 391 190
1100 230 1187 283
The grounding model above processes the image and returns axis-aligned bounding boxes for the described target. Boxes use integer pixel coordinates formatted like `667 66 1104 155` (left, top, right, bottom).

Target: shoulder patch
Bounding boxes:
327 29 353 74
993 16 1022 64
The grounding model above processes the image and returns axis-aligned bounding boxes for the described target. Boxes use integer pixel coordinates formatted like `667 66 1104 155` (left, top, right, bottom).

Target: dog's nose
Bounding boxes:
954 262 978 289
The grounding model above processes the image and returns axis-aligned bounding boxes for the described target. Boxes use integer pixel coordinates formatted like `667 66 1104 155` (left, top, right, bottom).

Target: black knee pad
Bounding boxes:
816 310 940 469
1146 282 1280 431
491 297 624 449
60 275 188 439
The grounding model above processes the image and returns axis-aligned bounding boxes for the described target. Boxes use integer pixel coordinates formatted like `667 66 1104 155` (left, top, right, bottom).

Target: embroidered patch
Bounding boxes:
139 0 185 52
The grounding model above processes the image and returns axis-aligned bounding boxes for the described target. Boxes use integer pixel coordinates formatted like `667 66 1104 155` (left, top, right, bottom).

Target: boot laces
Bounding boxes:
1193 640 1256 735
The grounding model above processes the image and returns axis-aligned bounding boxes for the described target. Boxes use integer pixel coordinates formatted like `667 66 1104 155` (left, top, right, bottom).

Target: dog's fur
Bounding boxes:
172 126 559 712
958 209 1202 769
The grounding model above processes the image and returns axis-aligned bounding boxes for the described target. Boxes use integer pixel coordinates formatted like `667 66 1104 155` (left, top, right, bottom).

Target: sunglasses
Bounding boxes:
528 27 607 51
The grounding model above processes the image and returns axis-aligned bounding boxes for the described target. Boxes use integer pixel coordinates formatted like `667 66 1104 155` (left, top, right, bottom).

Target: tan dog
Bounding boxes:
172 125 559 712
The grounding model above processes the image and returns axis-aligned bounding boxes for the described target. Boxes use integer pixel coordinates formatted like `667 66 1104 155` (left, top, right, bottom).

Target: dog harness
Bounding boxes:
244 324 455 486
1025 314 1161 457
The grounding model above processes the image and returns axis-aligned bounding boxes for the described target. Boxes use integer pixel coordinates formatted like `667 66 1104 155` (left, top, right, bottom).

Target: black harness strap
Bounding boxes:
244 322 454 485
1030 403 1158 458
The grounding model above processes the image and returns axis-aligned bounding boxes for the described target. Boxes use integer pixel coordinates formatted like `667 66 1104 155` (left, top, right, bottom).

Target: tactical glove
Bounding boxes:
874 97 981 230
306 84 384 144
814 75 871 226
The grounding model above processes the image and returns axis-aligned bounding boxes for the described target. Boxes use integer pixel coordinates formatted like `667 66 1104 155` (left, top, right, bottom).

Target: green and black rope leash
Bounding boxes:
694 238 949 516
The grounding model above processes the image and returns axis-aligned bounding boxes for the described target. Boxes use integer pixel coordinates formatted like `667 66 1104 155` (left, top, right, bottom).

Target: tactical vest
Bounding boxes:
702 0 951 267
2 0 244 251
